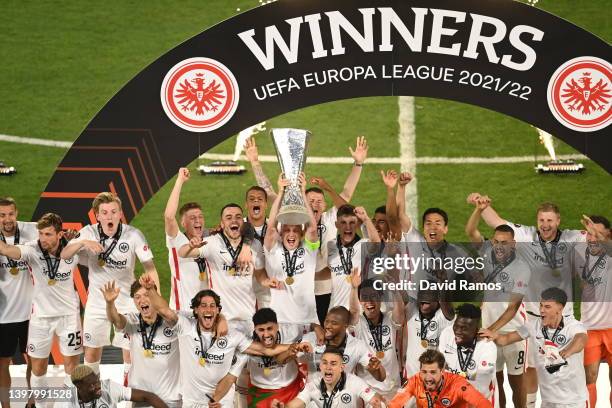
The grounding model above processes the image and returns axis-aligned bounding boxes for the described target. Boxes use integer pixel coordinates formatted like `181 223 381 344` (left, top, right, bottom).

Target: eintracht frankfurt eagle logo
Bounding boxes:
547 57 611 132
161 57 239 132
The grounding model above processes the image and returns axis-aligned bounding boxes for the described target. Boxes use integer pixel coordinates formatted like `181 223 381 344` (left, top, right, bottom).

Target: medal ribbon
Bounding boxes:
582 249 607 282
425 378 445 408
542 317 564 346
220 233 243 270
139 315 161 352
254 222 267 244
317 222 324 252
196 324 216 361
79 399 97 408
195 257 207 273
364 312 384 353
282 245 300 278
336 235 360 276
319 372 346 408
97 223 122 264
0 226 20 269
484 250 516 284
425 241 447 277
457 339 476 374
538 230 561 270
37 239 63 281
419 312 434 341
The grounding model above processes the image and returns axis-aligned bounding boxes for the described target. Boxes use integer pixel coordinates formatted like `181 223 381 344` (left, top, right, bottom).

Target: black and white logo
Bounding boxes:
382 325 390 336
342 354 349 364
499 272 510 282
217 337 228 349
429 320 438 331
340 393 351 404
84 333 92 341
555 334 568 346
163 327 174 337
65 257 74 265
468 359 476 370
118 242 130 253
296 248 305 257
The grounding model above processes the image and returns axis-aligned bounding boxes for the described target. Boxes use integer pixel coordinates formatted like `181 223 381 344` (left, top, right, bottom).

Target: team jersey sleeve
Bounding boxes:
236 331 254 353
517 321 534 340
354 375 376 404
565 229 587 243
70 225 95 246
511 259 531 296
172 313 193 336
458 379 493 408
121 313 140 335
569 320 587 336
132 229 154 263
107 380 132 404
471 343 497 396
15 243 36 262
388 375 417 408
356 338 374 368
505 223 534 242
250 240 265 270
229 351 249 377
296 380 317 404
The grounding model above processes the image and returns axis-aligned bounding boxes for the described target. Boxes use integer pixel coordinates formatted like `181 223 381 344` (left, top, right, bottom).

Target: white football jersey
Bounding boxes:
315 207 338 273
508 223 585 316
328 237 366 310
58 379 131 408
352 311 401 393
17 241 79 318
0 221 37 323
167 232 208 310
174 314 252 404
517 316 588 404
296 372 376 407
405 308 453 377
123 313 180 404
72 223 153 315
479 241 530 332
573 243 612 329
438 326 497 401
302 331 372 375
265 241 318 325
196 234 264 322
247 323 302 389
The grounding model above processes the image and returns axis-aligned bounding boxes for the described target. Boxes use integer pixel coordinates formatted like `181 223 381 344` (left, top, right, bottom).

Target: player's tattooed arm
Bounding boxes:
0 239 21 260
245 137 278 203
164 167 190 238
102 280 127 330
341 135 368 202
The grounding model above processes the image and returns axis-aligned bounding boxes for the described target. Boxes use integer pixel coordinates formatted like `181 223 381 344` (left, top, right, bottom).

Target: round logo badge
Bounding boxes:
217 337 228 349
340 394 352 404
547 56 611 132
441 398 451 406
160 57 239 132
118 242 130 253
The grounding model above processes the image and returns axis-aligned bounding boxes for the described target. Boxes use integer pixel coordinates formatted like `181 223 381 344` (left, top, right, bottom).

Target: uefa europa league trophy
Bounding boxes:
271 128 312 225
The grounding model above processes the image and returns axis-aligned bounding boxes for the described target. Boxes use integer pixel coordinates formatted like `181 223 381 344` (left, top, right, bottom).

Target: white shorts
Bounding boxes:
496 337 527 375
83 311 129 349
27 314 83 359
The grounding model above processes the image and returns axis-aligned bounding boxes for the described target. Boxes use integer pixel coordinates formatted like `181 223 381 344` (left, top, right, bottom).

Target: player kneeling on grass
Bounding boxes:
389 349 492 408
271 348 383 407
480 287 589 408
103 280 181 407
55 364 168 408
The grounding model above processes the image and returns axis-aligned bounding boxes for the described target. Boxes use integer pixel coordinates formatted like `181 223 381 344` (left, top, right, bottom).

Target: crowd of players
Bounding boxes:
0 136 610 408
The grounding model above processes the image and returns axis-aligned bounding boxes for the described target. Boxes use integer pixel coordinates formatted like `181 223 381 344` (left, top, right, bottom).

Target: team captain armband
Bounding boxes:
304 238 320 251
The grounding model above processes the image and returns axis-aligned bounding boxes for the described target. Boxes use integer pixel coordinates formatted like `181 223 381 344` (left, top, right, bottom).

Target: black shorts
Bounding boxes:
0 321 29 358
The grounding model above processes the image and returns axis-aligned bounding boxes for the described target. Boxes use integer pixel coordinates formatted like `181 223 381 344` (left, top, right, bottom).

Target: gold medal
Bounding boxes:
551 269 561 278
421 339 429 348
143 349 153 358
345 275 352 283
199 272 206 281
263 367 272 376
228 267 236 276
376 351 385 359
285 276 294 285
98 258 106 267
199 357 206 366
48 279 56 286
459 371 467 378
9 267 19 275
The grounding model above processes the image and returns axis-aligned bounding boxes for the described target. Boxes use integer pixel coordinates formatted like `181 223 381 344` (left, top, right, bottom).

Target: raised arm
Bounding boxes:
340 135 368 202
141 275 178 326
310 176 346 209
465 198 489 244
348 268 362 326
164 167 190 238
396 172 413 233
244 137 277 204
0 239 22 260
264 174 286 251
467 193 506 228
142 260 161 295
382 170 402 240
354 207 380 243
102 281 127 330
301 173 319 243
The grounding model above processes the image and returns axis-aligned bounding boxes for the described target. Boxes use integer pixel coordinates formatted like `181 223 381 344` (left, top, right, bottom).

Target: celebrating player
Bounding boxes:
164 167 209 310
0 213 83 407
103 280 180 407
480 287 589 408
271 348 383 408
61 192 160 379
0 197 37 408
389 349 492 408
466 199 531 408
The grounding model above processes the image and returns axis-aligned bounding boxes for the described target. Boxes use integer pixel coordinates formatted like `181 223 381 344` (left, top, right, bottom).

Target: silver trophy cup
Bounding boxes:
271 128 311 225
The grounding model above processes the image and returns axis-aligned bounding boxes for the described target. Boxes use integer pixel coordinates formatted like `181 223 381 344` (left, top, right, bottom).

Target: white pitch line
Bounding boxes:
398 96 418 225
0 133 588 164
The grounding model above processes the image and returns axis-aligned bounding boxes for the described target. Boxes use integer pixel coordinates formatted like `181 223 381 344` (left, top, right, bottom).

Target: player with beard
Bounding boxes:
271 348 383 408
57 364 168 408
466 200 531 408
389 350 492 408
263 173 320 327
142 278 308 408
480 288 589 408
164 167 210 311
0 213 83 407
573 215 611 408
470 195 586 407
103 280 180 407
301 306 386 382
404 290 455 379
244 135 369 325
0 197 37 408
61 192 160 379
326 205 379 310
349 277 404 399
